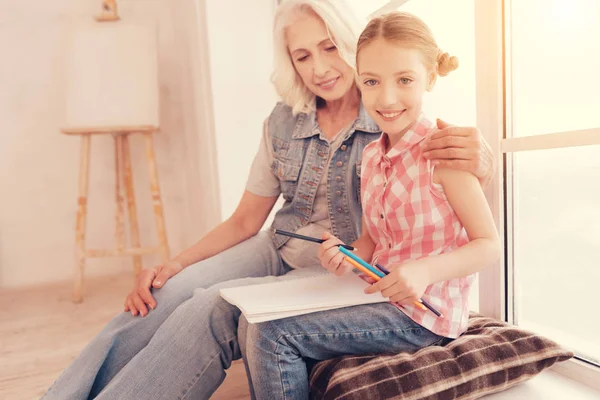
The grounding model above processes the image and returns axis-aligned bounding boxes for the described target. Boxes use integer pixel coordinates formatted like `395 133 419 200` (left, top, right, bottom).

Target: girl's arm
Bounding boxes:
365 168 500 304
424 167 500 282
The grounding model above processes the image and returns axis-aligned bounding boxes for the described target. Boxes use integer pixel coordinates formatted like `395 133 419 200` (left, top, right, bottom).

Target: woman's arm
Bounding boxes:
171 191 279 269
365 168 500 304
125 191 278 316
126 110 284 316
422 119 495 187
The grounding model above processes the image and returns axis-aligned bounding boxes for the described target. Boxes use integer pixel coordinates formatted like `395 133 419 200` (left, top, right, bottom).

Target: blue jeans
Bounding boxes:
42 231 293 400
42 230 445 399
239 303 446 400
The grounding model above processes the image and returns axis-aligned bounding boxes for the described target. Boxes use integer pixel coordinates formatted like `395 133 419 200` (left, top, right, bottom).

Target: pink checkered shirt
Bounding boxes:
361 114 473 338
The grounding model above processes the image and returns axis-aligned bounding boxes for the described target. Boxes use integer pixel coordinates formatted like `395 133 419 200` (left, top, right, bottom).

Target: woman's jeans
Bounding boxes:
42 231 291 399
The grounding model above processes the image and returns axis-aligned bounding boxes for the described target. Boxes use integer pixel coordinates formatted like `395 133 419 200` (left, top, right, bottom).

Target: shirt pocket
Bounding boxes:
272 137 290 154
272 137 304 162
271 158 301 202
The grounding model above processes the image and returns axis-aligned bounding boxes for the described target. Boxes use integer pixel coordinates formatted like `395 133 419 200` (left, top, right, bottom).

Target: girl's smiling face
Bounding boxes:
358 38 435 144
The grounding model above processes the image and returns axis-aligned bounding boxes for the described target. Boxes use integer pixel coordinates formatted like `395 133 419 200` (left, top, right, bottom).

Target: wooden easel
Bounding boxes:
62 126 170 303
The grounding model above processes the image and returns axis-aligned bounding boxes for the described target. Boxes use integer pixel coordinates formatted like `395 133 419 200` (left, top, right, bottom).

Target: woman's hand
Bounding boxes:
317 232 353 276
364 259 431 306
124 260 183 317
422 118 494 186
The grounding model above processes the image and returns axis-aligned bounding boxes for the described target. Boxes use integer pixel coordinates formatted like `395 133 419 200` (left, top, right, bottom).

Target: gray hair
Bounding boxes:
272 0 362 114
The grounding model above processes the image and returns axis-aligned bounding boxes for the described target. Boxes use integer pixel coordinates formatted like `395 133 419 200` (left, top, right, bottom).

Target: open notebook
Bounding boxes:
219 272 387 323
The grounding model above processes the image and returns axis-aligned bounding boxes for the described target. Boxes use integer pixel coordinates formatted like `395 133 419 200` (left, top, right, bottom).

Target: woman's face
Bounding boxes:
285 11 355 102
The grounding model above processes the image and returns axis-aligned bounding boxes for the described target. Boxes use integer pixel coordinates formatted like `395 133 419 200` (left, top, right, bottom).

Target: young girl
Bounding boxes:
239 11 499 400
323 11 500 338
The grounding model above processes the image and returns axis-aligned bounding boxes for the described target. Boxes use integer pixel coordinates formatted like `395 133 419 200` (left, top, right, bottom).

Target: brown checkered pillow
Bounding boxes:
309 314 573 400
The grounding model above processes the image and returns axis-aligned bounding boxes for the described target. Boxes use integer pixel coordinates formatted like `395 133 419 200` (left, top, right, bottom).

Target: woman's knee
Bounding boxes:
182 287 241 328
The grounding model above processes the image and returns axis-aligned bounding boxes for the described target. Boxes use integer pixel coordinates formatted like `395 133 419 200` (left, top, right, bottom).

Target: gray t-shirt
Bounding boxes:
246 120 352 268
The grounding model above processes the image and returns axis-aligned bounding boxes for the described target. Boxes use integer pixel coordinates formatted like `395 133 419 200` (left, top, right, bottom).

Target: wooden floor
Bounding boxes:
0 273 250 400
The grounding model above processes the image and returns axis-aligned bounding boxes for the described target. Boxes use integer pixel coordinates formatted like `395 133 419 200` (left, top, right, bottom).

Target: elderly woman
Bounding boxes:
43 1 493 399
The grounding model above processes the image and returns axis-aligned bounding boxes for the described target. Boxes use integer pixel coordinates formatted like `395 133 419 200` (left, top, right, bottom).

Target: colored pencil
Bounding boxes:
274 229 355 251
343 257 381 281
339 247 384 278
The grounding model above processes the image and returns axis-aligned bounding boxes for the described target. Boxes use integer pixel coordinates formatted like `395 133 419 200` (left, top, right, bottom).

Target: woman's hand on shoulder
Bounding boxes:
422 118 494 185
317 232 353 276
123 260 183 317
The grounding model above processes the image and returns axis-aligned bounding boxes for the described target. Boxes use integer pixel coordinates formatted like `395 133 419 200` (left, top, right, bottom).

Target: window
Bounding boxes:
505 0 600 365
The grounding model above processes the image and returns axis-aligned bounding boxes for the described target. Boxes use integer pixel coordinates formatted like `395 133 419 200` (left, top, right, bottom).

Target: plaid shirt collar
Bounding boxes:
371 113 434 165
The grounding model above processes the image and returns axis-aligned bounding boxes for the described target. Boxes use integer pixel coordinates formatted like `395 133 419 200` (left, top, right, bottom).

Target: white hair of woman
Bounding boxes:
272 0 363 114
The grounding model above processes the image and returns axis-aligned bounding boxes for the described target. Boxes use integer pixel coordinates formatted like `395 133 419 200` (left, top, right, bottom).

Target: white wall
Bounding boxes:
0 0 218 288
204 0 279 220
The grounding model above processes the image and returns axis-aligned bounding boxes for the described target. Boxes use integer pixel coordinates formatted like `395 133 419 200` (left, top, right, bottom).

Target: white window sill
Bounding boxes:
483 369 600 399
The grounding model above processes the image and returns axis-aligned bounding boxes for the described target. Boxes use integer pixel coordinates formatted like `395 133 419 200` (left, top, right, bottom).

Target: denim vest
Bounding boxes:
268 101 381 249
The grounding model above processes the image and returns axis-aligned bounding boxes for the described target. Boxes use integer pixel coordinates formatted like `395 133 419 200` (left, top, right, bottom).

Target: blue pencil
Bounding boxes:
338 247 384 278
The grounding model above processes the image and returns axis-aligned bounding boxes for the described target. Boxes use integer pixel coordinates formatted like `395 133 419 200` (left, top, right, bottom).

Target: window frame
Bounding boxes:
473 0 600 390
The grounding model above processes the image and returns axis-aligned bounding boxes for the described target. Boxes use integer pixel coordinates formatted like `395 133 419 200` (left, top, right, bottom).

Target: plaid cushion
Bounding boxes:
309 314 573 400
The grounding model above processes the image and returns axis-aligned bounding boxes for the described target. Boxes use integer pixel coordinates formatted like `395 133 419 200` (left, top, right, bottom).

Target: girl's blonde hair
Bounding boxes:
272 0 362 115
357 12 458 81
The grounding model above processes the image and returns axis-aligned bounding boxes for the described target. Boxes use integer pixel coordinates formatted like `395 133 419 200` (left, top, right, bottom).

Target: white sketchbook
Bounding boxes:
219 271 387 323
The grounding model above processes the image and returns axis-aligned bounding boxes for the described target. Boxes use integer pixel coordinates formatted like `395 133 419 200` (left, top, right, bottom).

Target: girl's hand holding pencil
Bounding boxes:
276 229 442 317
317 232 355 276
363 259 431 307
316 231 441 317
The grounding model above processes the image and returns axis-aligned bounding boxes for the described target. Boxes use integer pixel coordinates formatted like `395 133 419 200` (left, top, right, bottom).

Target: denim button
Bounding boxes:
336 161 343 167
336 176 342 182
341 144 347 151
336 190 342 196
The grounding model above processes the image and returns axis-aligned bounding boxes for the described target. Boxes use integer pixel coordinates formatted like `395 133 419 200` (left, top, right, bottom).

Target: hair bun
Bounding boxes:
437 51 459 76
